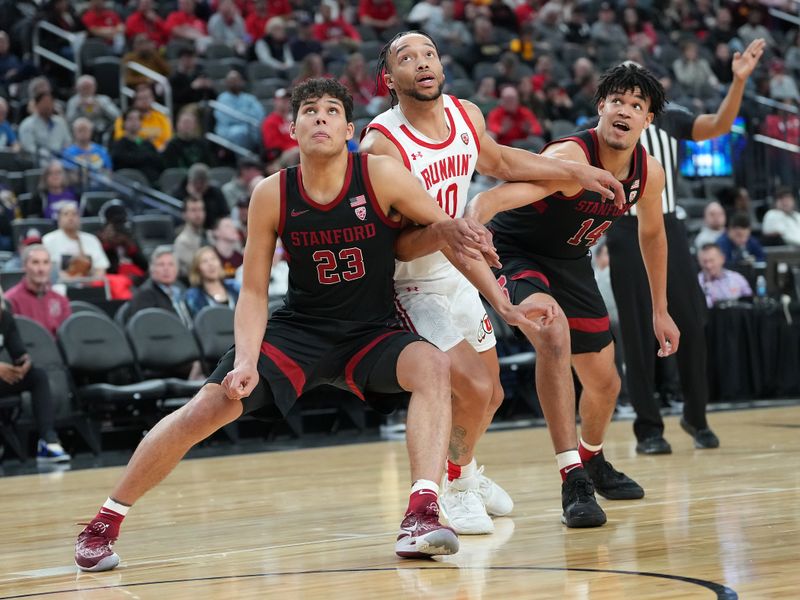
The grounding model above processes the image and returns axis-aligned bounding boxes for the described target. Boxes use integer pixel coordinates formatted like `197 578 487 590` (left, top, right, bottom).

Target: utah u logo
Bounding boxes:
461 133 470 145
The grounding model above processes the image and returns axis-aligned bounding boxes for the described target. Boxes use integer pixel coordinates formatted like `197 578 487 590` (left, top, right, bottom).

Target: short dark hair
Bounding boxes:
729 212 751 229
593 63 666 117
775 186 794 200
291 78 353 124
376 30 440 107
699 242 723 253
122 107 141 121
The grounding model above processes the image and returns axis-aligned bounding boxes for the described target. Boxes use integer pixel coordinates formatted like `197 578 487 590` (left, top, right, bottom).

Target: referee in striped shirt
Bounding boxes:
606 39 765 454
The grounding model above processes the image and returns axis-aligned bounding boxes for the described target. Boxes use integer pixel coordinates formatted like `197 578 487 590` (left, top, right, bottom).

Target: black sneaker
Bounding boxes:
561 468 607 528
584 452 645 500
680 418 720 449
636 436 672 455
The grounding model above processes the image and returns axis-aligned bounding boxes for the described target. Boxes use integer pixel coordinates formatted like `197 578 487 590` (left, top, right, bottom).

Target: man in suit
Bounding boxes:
127 246 191 327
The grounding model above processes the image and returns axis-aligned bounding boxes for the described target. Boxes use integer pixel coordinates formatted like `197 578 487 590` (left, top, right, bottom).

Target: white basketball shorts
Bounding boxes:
394 275 497 353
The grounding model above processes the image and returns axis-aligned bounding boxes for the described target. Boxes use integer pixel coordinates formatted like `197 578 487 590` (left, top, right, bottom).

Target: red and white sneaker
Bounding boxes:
75 519 120 572
395 504 459 559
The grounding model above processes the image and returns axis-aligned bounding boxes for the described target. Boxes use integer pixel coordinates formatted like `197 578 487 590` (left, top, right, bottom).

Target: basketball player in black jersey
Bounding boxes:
467 64 679 528
74 79 556 571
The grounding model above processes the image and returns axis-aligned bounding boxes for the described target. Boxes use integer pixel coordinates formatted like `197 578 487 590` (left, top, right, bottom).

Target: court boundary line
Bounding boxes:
0 566 737 600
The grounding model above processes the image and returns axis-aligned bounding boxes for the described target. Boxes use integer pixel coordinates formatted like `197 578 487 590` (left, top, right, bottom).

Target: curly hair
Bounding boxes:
291 78 354 123
593 63 666 117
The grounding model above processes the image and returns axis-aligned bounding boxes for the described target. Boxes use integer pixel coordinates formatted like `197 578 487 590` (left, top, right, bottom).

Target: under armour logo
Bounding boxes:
406 286 419 292
411 152 423 160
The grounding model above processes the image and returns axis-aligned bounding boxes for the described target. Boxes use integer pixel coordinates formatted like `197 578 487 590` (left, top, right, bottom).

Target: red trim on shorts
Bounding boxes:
450 95 481 154
394 295 418 333
399 108 456 149
361 153 402 229
260 341 306 397
296 153 353 211
363 124 411 170
512 269 550 288
345 330 404 401
567 316 610 333
277 169 287 237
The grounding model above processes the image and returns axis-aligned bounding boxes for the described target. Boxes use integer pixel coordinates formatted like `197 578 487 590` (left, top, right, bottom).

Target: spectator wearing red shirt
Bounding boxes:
82 0 124 52
358 0 398 36
260 88 299 172
313 1 361 50
245 0 270 42
165 0 209 47
4 244 71 338
486 85 542 146
125 0 169 47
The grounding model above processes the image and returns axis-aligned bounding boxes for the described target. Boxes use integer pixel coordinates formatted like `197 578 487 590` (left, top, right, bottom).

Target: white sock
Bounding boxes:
580 438 603 452
102 497 131 516
556 450 582 471
456 457 477 479
411 479 440 495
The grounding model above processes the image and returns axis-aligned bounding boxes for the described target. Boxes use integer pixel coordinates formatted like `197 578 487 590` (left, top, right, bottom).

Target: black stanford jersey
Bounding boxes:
491 129 648 260
278 152 401 323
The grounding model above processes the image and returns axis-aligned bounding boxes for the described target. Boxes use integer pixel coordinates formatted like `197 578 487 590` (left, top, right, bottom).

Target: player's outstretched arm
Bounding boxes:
360 131 496 266
366 153 497 268
368 154 556 329
467 179 560 224
222 175 280 401
466 141 583 223
636 156 680 357
461 100 625 208
692 38 765 141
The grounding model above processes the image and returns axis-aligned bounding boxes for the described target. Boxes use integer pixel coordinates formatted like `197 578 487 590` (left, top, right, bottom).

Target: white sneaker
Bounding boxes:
476 466 514 516
440 476 494 535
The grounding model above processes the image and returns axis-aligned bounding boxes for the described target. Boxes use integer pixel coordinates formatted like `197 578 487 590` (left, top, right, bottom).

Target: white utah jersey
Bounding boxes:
366 95 480 293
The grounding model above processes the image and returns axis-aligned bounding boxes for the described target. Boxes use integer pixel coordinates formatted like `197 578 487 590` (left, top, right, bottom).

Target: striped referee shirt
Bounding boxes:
629 104 697 216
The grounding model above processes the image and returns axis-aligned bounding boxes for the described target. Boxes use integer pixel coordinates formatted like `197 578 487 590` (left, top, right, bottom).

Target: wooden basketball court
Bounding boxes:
1 405 798 599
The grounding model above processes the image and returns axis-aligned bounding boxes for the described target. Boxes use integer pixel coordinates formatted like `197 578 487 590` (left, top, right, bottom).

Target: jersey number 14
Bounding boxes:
567 219 611 247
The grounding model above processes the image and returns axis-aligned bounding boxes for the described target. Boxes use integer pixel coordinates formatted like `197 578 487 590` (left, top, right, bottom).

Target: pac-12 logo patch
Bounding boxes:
355 206 367 221
477 313 494 343
461 133 470 145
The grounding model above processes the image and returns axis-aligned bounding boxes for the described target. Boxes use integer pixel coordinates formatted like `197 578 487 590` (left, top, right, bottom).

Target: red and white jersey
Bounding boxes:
365 95 480 293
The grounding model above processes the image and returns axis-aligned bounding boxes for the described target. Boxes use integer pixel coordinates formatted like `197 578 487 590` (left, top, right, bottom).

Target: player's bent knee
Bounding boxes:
488 379 505 413
180 384 242 431
526 317 570 360
397 343 451 391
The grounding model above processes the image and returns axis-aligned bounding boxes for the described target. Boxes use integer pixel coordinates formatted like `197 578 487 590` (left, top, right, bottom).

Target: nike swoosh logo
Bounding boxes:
564 465 581 474
291 209 309 217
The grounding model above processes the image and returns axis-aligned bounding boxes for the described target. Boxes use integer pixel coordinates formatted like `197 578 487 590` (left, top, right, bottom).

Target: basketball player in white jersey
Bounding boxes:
361 31 626 534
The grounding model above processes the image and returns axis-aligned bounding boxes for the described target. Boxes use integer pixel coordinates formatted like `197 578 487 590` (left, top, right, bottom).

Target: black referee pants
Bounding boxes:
606 214 710 441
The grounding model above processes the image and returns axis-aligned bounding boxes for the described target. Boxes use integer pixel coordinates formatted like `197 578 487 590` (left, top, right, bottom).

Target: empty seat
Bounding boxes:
57 312 167 446
193 305 234 370
126 308 204 398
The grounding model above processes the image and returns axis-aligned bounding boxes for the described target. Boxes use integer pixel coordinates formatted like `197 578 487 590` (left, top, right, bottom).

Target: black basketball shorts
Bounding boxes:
206 309 428 417
494 252 613 354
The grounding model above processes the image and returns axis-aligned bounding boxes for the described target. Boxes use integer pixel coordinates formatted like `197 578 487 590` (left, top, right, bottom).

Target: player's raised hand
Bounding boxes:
732 38 765 81
441 218 501 269
221 363 259 400
572 163 626 209
653 312 680 358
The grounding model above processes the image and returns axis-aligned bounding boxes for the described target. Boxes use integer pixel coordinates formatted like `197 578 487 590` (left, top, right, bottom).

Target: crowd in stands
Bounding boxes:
0 0 798 462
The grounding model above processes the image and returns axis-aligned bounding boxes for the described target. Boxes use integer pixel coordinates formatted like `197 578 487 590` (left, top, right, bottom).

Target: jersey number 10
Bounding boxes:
436 183 458 219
